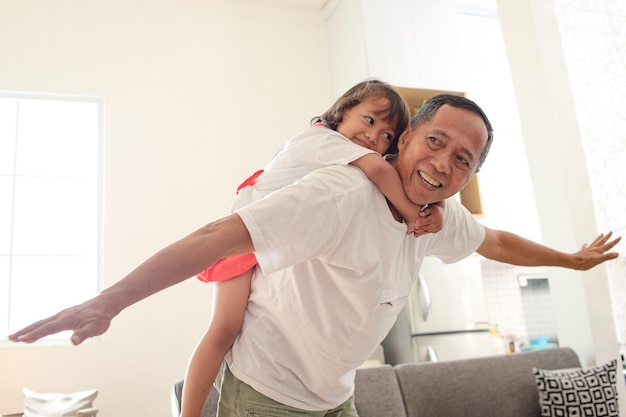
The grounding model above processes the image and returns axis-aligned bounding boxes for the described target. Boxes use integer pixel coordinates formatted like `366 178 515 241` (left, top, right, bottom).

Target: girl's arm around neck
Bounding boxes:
350 153 422 231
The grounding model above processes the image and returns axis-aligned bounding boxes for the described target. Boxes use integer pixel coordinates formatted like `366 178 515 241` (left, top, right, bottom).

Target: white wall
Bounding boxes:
0 0 332 415
324 0 465 95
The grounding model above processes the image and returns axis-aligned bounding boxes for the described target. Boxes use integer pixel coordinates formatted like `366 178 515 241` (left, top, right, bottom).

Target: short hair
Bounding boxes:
402 94 494 172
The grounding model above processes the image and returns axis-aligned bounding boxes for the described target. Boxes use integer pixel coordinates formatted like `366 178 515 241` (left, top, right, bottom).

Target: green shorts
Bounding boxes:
216 362 358 417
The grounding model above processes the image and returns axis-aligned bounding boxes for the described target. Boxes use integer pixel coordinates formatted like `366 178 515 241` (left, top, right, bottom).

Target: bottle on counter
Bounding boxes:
490 323 507 355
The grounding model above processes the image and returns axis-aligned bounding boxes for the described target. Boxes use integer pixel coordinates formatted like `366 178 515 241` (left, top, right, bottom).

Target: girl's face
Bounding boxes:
336 96 398 155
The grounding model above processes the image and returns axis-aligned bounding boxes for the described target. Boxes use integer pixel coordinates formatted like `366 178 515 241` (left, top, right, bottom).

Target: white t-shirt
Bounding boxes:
229 164 486 411
231 125 375 211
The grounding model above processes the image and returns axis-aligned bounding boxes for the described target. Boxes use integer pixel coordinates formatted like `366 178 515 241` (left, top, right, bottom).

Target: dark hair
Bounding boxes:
410 94 493 172
311 79 410 149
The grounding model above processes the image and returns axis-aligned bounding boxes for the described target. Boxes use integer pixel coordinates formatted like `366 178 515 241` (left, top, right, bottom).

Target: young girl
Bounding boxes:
180 80 444 417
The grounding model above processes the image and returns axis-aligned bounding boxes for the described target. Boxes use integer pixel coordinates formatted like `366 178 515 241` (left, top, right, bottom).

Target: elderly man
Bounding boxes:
10 95 619 417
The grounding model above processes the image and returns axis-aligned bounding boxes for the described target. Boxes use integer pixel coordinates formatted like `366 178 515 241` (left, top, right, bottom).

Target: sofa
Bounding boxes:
171 347 588 417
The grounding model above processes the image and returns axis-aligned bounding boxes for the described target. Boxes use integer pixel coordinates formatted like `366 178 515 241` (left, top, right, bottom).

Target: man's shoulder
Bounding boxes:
296 166 384 213
427 197 486 263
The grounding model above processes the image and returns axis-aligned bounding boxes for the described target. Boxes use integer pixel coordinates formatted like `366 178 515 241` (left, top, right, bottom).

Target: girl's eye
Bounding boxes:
364 116 374 125
383 132 393 141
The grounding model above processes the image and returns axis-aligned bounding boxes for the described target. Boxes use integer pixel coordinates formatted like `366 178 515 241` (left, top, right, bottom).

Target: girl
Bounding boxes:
180 79 444 417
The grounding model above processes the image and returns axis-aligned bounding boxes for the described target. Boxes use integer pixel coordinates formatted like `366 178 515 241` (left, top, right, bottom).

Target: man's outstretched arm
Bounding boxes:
476 228 620 270
9 213 254 345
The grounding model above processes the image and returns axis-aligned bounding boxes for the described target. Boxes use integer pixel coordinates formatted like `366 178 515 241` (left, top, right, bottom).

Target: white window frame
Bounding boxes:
0 91 104 345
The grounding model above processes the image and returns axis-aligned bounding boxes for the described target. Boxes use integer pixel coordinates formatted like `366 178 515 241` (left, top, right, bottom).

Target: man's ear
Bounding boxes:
397 127 412 151
399 127 411 144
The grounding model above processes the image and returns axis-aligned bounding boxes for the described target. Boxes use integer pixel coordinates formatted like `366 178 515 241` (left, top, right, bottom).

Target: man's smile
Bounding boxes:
419 170 442 187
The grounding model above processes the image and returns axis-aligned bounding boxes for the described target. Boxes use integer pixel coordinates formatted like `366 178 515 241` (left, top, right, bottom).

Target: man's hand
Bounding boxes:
477 229 620 269
8 297 113 345
9 214 256 346
571 232 621 270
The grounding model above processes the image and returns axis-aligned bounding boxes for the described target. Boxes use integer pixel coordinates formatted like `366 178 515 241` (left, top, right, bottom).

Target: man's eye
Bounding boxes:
456 155 470 167
428 136 440 146
364 116 374 125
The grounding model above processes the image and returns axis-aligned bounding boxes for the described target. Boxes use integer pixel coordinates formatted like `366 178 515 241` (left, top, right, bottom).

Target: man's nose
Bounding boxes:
431 153 452 174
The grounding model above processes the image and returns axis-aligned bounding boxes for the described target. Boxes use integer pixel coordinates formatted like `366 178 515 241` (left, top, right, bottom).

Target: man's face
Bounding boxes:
394 104 488 205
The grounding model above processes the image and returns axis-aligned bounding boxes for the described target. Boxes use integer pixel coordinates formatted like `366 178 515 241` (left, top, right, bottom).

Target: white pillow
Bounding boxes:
23 387 98 417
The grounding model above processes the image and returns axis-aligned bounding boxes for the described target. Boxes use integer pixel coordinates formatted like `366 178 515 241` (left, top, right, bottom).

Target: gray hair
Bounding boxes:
411 94 493 173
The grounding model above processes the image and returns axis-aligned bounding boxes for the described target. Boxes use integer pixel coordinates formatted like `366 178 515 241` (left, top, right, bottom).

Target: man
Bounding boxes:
10 95 619 416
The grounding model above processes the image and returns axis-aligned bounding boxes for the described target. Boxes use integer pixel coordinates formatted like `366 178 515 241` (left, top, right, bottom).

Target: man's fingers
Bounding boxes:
586 232 610 248
583 233 620 253
602 235 621 251
71 320 111 345
9 306 87 344
9 317 66 343
10 316 109 345
71 333 86 346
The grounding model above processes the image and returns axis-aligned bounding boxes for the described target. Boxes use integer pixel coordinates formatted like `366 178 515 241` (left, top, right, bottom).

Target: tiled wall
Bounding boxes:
480 259 558 348
520 279 559 342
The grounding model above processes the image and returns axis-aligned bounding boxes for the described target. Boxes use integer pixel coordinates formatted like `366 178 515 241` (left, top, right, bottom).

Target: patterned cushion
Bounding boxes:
533 359 619 417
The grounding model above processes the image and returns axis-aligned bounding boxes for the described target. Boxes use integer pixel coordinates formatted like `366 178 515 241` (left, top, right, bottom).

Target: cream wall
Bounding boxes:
0 0 332 415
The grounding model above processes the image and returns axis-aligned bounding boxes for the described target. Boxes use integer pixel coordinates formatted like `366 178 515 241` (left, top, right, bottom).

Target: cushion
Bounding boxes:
533 359 619 417
23 387 98 417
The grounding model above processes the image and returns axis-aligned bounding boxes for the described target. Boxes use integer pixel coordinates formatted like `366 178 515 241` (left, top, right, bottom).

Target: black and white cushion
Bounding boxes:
533 359 619 417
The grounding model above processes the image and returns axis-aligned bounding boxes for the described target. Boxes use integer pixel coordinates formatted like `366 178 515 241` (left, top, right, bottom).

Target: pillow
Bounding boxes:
23 387 98 417
533 359 619 417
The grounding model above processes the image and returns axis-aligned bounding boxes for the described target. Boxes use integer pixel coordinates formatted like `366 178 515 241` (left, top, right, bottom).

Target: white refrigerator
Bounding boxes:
382 255 494 364
408 255 493 362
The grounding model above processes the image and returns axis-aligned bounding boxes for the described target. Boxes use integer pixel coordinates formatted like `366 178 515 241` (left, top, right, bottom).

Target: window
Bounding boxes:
0 92 103 343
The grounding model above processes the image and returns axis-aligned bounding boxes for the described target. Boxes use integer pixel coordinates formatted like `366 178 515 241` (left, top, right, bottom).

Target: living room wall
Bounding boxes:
0 0 332 415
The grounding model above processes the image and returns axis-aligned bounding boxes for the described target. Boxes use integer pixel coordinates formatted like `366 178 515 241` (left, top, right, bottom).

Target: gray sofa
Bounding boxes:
171 347 581 417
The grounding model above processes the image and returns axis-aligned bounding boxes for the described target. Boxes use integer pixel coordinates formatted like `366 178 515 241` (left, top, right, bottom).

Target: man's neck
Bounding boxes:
384 153 429 222
383 154 404 222
387 199 404 222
